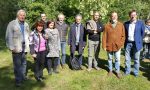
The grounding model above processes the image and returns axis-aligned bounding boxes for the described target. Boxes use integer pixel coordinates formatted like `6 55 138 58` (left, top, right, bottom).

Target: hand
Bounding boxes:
45 34 48 39
82 47 85 49
11 49 18 53
94 30 97 34
32 54 37 58
103 48 106 51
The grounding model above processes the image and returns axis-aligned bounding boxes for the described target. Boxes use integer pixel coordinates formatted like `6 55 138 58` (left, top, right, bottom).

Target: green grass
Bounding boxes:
0 38 150 90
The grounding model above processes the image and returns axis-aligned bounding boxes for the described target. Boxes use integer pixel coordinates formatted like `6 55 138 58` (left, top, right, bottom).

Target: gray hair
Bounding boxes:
58 13 65 18
17 9 26 16
75 14 82 19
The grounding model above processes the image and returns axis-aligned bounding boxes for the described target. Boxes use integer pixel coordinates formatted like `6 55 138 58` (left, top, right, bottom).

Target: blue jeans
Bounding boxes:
58 42 66 65
125 42 141 76
12 52 27 84
107 49 121 73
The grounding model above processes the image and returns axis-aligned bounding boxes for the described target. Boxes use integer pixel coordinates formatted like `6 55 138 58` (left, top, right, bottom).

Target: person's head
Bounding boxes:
75 14 82 24
47 20 55 29
17 9 26 22
129 10 137 22
110 11 118 23
57 13 65 23
93 11 100 21
145 19 150 26
41 13 47 22
35 21 44 33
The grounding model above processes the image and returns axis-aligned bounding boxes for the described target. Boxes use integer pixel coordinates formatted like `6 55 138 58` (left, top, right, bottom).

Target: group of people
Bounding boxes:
5 9 150 87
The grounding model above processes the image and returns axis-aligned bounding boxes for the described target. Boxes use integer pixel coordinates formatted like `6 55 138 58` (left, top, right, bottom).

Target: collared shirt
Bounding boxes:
111 20 117 28
128 21 136 41
19 21 25 42
76 23 81 45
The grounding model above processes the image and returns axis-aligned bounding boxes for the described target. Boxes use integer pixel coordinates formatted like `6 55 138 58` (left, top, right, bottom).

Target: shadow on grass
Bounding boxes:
65 53 109 72
0 63 46 90
140 60 150 81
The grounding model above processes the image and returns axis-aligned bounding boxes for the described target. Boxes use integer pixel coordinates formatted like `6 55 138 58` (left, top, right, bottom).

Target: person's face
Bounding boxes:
93 12 100 21
17 11 26 22
111 13 118 22
146 20 150 26
41 14 47 21
75 16 82 24
58 15 65 23
49 22 55 29
130 12 137 21
37 25 43 32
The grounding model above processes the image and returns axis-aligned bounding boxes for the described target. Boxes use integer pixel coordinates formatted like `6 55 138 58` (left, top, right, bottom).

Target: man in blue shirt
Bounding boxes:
124 10 145 77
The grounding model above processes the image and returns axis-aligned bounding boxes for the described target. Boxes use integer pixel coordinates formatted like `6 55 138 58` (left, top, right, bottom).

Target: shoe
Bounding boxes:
53 70 59 74
87 68 92 72
116 73 122 79
23 76 29 81
15 83 22 87
107 71 113 76
48 71 52 75
94 67 101 70
62 64 69 69
40 76 46 80
36 77 43 82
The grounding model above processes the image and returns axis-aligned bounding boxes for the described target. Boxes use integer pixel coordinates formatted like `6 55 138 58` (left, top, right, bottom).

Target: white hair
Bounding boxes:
17 9 26 16
75 14 82 19
58 13 65 18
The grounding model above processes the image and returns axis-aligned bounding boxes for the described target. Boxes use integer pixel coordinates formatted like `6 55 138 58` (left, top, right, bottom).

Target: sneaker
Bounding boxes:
116 73 122 79
87 68 92 72
36 77 43 82
107 71 113 76
94 67 101 70
62 64 69 69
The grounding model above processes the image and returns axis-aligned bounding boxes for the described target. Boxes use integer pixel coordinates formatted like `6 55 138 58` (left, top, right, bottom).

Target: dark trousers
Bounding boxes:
47 57 59 73
12 52 27 84
34 51 46 79
142 43 150 59
70 45 83 66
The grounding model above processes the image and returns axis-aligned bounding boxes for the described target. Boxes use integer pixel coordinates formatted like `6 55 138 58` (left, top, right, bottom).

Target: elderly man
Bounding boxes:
124 10 145 77
55 13 68 68
6 9 30 87
68 14 86 70
102 12 125 78
86 11 104 71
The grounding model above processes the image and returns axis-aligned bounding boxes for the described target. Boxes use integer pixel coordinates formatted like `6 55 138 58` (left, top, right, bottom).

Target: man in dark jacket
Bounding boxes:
68 14 86 69
86 11 104 71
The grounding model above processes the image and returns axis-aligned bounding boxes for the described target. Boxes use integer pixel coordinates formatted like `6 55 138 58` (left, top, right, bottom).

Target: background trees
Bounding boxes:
0 0 150 35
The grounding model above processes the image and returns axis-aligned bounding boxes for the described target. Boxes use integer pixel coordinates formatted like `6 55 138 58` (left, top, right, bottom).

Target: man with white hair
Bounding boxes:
68 14 87 70
6 9 30 87
55 13 68 69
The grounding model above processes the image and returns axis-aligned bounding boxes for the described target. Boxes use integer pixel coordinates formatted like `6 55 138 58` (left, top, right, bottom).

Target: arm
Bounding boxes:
97 23 104 33
141 21 145 38
5 22 14 51
121 24 125 47
86 22 95 34
68 26 72 45
29 32 35 55
83 27 87 47
102 26 107 51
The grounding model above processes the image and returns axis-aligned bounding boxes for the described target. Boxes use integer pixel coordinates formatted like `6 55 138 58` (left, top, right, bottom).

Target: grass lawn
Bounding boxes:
0 37 150 90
